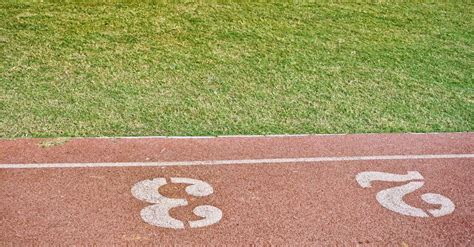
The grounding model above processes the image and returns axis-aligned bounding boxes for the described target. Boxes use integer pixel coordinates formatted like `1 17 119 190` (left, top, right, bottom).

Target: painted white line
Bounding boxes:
1 154 473 169
1 131 470 140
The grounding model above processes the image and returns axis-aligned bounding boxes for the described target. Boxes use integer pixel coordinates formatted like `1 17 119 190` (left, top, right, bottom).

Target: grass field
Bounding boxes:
0 2 472 138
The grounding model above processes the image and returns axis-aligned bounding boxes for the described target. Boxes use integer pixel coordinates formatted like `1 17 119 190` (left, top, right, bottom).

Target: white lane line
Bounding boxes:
1 154 473 169
2 131 468 141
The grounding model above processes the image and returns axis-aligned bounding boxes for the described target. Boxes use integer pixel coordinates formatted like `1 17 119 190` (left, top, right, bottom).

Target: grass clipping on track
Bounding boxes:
0 2 472 137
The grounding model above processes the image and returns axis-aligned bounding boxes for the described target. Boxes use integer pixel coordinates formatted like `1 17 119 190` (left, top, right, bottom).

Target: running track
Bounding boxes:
1 133 473 245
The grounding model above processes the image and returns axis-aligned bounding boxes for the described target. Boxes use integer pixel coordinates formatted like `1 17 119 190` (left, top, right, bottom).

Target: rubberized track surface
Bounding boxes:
1 133 473 245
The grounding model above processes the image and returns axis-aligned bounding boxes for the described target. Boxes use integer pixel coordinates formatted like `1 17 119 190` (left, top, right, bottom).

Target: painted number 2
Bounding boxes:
131 177 222 229
356 171 455 217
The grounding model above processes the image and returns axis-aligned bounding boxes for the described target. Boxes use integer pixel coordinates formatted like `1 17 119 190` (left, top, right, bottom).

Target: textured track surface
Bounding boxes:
1 133 473 245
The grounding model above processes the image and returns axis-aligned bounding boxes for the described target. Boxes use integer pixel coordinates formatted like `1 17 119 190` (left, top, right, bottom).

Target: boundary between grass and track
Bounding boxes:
1 131 470 140
1 154 473 169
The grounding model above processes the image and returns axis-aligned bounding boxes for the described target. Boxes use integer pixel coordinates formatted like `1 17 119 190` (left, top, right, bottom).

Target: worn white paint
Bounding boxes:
356 171 424 188
356 171 455 218
170 177 214 197
140 200 188 229
376 181 429 217
189 205 223 229
1 153 473 169
131 178 188 229
131 177 222 229
421 193 455 217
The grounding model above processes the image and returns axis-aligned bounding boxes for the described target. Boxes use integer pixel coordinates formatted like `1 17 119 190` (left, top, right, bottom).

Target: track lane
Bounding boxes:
1 133 473 245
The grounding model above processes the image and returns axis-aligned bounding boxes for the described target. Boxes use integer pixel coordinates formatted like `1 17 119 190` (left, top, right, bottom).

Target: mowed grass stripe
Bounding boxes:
0 2 472 137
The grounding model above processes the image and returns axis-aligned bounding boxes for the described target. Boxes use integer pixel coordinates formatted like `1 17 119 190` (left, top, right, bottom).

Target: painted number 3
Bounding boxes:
131 177 222 229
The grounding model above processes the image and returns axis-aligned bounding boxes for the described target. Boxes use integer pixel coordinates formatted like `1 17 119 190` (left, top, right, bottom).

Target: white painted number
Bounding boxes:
131 177 222 229
356 171 455 217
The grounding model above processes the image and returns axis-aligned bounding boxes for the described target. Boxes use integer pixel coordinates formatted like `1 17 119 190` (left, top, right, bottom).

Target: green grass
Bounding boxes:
0 2 472 138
